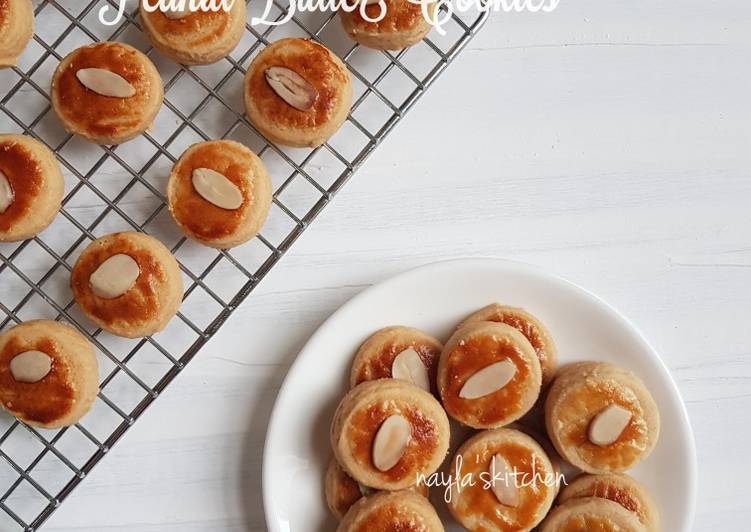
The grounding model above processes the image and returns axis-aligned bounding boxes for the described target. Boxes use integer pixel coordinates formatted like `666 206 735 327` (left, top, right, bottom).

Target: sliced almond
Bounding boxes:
391 348 429 391
10 351 53 384
76 68 136 98
459 359 517 400
588 404 633 446
489 453 520 507
162 6 192 19
90 254 140 299
191 168 244 210
265 66 318 112
0 169 14 214
372 414 411 472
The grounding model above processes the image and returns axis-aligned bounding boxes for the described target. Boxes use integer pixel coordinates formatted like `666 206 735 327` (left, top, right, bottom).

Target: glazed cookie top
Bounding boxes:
439 322 542 428
344 0 431 34
448 429 558 531
140 4 235 42
546 362 659 473
350 326 442 393
245 38 350 130
0 136 46 233
70 232 181 335
168 140 268 243
337 491 443 532
52 42 162 141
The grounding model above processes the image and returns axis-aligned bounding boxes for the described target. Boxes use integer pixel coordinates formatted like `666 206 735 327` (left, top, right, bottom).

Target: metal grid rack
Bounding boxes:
0 0 487 529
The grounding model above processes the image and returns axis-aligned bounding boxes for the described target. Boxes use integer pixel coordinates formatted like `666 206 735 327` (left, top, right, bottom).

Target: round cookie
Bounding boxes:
539 497 647 532
51 41 164 145
545 362 660 474
244 38 352 148
70 232 183 338
0 320 98 429
0 134 64 242
558 474 659 531
447 428 558 531
459 304 558 385
325 456 428 520
339 0 435 51
330 379 450 491
140 1 246 65
350 326 442 394
167 140 272 249
0 0 33 68
437 321 542 429
337 491 443 532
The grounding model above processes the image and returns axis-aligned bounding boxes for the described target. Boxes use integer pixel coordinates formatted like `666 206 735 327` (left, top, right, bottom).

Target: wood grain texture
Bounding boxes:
30 1 751 530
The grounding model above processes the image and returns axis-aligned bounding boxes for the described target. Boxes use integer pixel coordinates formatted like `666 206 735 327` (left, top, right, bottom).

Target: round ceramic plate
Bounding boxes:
263 258 696 531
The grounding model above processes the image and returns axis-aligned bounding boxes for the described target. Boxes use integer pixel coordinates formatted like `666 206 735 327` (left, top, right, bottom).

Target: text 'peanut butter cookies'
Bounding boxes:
167 140 272 249
559 473 660 531
337 490 444 532
71 232 183 338
51 42 164 145
0 0 34 68
331 379 450 491
350 326 442 394
447 428 558 531
438 321 542 429
540 497 647 532
140 0 246 65
244 38 353 148
0 320 98 429
545 362 660 474
339 0 435 51
0 134 64 242
458 304 558 386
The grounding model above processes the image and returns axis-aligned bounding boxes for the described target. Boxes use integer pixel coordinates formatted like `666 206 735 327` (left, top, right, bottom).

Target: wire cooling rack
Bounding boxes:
0 0 487 529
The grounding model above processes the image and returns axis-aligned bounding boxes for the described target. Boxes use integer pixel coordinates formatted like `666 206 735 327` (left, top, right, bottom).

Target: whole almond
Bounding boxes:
588 404 633 446
391 348 429 391
10 351 53 383
90 253 141 299
162 6 192 19
459 359 517 400
372 414 411 472
0 169 14 214
265 66 318 112
191 168 244 210
76 68 136 98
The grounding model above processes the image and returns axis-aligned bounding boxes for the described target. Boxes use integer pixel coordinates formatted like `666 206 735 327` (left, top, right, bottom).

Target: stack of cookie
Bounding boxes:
326 304 661 531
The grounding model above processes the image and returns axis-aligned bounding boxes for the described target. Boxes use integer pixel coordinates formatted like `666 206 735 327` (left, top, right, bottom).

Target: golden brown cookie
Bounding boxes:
558 473 659 531
458 304 558 385
140 1 246 65
339 0 435 50
447 428 558 531
437 321 542 429
325 456 428 520
331 379 450 491
244 38 352 148
0 320 98 429
350 326 442 394
545 362 660 474
337 490 443 532
0 0 34 68
0 134 64 242
167 140 272 249
539 497 647 531
51 42 164 145
70 232 183 338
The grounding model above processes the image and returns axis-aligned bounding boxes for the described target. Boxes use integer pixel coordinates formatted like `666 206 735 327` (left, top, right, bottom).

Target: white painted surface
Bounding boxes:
5 0 750 530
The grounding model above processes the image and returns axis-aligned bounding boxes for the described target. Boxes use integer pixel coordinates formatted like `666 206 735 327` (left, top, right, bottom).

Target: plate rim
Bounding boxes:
262 257 698 531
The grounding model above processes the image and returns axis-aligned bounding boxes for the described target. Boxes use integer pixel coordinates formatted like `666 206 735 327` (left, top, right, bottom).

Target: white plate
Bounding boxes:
263 258 697 532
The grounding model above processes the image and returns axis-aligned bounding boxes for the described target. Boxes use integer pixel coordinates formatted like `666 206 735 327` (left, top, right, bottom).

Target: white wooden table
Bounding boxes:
40 1 750 530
